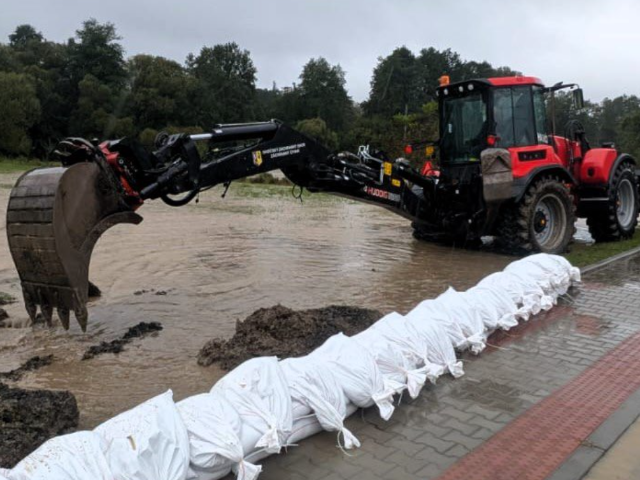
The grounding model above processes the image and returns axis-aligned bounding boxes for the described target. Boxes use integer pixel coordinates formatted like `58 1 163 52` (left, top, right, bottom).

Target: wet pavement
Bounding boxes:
255 251 640 480
0 175 512 428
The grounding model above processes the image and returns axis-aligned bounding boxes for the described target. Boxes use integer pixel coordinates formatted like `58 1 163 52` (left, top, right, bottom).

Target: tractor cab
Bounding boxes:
435 76 587 177
436 77 555 163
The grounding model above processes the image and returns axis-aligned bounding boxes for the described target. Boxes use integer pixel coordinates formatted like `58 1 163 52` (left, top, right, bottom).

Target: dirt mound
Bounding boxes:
82 321 163 360
0 355 53 381
0 383 79 469
197 305 382 370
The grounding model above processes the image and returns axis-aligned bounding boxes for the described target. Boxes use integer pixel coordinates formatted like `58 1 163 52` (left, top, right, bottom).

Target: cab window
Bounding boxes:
493 86 537 148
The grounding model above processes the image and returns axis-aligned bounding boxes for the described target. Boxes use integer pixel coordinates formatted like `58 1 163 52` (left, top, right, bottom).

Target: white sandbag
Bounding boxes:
177 393 260 480
280 355 359 449
95 390 190 480
477 271 532 319
353 327 429 398
370 312 449 380
462 285 518 331
212 357 292 457
9 431 112 480
309 333 396 420
286 401 360 446
519 254 580 295
407 299 469 351
505 260 555 294
478 262 553 320
436 287 488 354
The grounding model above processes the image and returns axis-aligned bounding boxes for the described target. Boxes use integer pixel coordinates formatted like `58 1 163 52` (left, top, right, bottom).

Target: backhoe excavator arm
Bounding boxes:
7 120 432 330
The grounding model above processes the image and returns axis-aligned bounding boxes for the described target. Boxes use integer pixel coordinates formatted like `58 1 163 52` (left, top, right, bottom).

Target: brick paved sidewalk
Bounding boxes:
256 251 640 480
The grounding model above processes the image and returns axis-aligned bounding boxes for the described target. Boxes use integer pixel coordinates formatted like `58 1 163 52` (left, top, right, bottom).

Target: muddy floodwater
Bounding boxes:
0 172 517 428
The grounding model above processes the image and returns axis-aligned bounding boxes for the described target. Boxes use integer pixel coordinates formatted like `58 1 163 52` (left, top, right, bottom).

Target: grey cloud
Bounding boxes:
1 0 638 102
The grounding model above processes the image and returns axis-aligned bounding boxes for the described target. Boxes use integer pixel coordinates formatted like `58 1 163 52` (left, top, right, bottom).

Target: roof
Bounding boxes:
487 76 544 87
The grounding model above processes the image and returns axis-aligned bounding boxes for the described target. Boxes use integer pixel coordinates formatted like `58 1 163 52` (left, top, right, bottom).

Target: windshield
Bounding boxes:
440 92 488 163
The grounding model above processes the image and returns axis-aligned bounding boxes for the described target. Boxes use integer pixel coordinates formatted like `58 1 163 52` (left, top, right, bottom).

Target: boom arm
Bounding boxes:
6 120 432 330
126 120 430 218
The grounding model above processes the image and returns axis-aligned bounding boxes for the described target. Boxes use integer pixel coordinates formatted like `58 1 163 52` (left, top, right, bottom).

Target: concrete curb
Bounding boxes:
548 249 640 480
547 389 640 480
581 245 640 275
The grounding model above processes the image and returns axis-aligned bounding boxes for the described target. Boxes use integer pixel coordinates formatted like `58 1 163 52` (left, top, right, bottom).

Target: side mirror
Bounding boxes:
572 88 585 110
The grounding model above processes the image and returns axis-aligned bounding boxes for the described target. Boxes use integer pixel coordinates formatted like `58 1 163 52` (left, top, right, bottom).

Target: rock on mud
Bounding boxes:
197 305 382 370
0 383 79 469
82 321 163 360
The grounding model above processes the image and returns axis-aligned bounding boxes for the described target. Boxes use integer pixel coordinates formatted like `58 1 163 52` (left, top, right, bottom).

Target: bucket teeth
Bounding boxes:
74 305 89 332
6 163 143 331
25 301 38 325
41 304 54 327
57 308 70 330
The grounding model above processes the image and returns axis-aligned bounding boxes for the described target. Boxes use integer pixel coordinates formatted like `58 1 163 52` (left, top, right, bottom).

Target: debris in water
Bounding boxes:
0 292 16 306
0 383 79 469
197 305 382 370
82 322 163 360
0 355 54 382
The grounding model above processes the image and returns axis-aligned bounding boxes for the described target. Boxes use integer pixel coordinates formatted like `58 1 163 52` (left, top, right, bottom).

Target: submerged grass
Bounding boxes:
565 234 640 268
0 157 53 174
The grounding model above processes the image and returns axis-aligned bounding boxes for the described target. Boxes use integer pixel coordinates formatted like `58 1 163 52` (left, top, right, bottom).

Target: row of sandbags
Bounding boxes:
2 254 580 480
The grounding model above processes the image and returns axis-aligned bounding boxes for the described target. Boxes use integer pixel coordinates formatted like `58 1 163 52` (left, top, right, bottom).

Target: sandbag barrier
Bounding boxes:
4 254 580 480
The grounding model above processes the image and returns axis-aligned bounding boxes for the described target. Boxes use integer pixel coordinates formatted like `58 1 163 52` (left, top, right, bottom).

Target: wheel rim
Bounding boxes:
616 178 636 229
533 194 567 250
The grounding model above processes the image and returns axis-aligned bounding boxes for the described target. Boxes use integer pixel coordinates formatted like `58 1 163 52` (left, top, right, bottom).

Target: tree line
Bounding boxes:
1 19 640 160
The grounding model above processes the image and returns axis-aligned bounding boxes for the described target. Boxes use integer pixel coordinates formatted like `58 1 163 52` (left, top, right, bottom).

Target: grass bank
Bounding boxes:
0 157 52 174
565 235 640 268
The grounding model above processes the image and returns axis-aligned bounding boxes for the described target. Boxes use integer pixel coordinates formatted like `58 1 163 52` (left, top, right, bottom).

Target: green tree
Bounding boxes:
598 95 640 145
618 110 640 159
9 24 43 49
187 42 257 126
297 58 353 132
295 118 339 151
0 71 41 155
365 47 419 116
67 19 127 88
128 54 194 129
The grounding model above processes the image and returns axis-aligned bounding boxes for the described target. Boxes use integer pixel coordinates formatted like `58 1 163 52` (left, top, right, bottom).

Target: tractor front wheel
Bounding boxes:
586 163 639 242
498 176 576 254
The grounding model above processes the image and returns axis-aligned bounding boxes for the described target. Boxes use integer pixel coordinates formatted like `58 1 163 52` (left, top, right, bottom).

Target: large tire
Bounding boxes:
586 163 639 242
498 176 576 254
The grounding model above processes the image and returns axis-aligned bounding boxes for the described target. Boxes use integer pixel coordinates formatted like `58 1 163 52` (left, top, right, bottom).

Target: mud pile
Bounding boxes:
0 384 79 468
0 355 53 381
82 321 163 360
198 305 382 370
0 355 79 469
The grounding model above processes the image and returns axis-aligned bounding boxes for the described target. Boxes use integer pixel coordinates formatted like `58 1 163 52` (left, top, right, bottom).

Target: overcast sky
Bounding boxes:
1 0 639 103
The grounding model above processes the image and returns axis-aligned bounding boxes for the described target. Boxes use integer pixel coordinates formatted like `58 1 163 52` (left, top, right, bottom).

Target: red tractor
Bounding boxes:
410 75 640 252
6 75 640 328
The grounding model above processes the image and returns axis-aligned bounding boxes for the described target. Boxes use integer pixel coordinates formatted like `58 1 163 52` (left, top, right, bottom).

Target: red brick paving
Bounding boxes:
437 331 640 480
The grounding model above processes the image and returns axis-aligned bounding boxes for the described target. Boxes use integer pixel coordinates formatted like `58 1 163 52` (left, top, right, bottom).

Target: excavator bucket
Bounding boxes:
6 163 142 331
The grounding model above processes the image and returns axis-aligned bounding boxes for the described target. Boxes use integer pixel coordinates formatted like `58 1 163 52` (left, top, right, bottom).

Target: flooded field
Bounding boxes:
0 172 517 428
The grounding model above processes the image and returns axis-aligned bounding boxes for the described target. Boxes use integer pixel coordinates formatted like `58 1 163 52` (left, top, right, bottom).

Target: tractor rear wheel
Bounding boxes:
586 163 639 242
498 176 576 254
